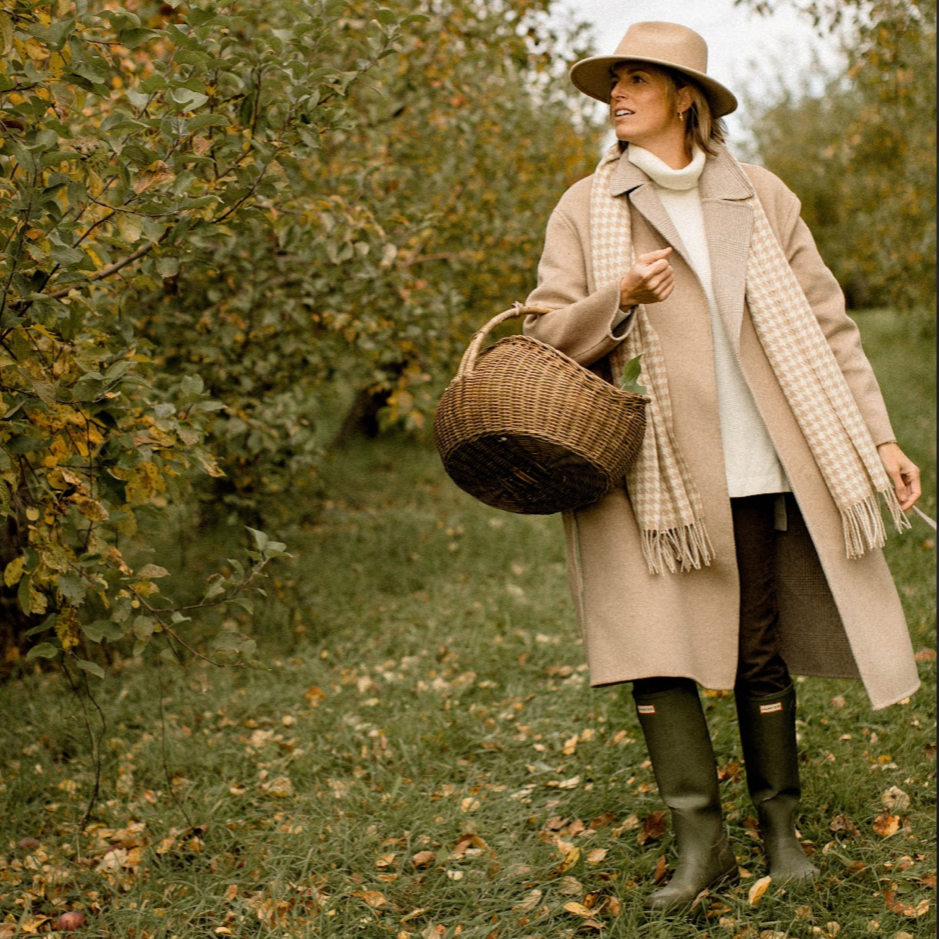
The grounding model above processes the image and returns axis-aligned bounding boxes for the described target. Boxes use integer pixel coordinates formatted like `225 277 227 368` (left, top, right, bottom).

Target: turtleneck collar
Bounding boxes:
627 144 706 192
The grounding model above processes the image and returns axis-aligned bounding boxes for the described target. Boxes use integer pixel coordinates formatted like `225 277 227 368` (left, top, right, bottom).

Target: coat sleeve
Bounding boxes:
775 184 897 447
523 191 634 368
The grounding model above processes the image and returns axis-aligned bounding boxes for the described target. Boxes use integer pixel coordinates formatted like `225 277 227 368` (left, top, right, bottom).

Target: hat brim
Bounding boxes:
569 55 738 118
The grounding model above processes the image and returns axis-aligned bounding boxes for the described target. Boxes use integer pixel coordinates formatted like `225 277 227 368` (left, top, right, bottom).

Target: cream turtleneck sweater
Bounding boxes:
626 143 790 497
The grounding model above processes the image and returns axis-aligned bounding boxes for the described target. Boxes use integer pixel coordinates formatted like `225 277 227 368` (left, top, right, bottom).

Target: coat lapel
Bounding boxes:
699 148 756 352
608 151 695 273
610 145 757 352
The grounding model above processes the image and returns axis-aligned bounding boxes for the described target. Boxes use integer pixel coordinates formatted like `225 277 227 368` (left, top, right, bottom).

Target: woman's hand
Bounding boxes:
619 247 674 310
877 442 921 511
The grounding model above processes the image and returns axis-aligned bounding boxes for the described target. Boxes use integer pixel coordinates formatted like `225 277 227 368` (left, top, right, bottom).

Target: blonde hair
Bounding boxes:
614 63 727 157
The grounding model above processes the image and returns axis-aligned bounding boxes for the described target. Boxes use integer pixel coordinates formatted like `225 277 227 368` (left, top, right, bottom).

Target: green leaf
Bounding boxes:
56 573 86 606
76 658 105 679
28 18 76 49
125 90 151 109
120 27 162 49
170 87 209 110
180 374 204 398
82 619 127 643
188 113 228 131
247 527 269 552
619 354 647 397
26 642 60 661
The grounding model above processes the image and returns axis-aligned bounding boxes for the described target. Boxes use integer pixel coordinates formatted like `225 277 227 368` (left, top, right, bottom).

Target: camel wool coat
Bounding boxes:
524 146 920 710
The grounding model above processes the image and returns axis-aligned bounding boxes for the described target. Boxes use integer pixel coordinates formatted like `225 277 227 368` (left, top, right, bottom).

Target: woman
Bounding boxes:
524 22 922 911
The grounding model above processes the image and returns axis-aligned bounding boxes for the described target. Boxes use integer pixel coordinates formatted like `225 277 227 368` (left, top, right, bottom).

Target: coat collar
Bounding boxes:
608 144 755 351
608 143 754 201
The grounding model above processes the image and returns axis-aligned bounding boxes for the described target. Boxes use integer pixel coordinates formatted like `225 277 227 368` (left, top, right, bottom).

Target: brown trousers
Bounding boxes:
633 493 793 699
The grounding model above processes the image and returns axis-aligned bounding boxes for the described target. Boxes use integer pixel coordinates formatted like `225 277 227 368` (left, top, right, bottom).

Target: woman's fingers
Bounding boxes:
878 442 922 511
619 247 675 307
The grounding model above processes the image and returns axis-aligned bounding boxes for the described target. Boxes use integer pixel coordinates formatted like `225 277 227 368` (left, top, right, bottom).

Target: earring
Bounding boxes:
677 110 684 121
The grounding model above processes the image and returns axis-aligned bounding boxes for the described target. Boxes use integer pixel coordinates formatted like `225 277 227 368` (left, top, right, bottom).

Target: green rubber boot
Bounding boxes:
735 684 819 882
634 684 738 912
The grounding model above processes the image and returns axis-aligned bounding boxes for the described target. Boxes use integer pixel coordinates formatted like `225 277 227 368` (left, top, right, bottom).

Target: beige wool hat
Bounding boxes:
569 21 738 118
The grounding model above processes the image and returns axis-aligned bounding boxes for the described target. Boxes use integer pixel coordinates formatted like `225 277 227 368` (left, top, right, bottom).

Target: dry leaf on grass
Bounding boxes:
637 810 667 845
873 814 901 838
748 875 772 906
412 851 436 869
513 888 543 912
830 814 861 838
554 846 581 874
354 890 387 909
884 887 931 918
654 855 669 884
882 786 911 813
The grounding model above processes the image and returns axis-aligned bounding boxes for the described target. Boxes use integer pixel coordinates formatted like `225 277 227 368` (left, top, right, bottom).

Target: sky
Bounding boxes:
550 0 844 148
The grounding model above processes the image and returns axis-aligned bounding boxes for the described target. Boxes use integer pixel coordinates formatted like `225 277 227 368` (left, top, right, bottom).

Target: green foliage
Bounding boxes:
0 0 602 664
619 354 647 397
740 0 936 316
129 0 602 521
0 0 405 660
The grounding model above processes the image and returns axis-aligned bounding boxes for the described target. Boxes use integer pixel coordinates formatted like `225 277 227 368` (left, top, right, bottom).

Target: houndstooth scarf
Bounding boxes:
590 143 909 574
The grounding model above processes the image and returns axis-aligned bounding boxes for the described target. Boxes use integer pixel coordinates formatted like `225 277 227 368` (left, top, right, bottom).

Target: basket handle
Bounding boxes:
456 303 554 381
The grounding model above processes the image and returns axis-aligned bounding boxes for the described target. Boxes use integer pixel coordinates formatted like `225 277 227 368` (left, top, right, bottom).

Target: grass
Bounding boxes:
0 310 934 938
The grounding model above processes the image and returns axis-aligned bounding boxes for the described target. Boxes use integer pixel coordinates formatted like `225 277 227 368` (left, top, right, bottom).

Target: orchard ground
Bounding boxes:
0 309 935 938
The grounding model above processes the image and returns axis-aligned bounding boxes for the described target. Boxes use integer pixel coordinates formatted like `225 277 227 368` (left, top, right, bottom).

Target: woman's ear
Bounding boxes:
677 85 694 114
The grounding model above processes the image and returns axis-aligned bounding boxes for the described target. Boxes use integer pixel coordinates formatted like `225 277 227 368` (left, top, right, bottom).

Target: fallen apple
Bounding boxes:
55 912 86 931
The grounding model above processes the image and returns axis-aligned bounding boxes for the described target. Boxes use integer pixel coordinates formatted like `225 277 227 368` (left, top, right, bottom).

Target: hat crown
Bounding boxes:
614 21 708 75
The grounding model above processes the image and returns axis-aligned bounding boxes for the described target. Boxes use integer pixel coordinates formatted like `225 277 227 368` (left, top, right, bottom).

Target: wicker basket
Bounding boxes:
433 304 647 514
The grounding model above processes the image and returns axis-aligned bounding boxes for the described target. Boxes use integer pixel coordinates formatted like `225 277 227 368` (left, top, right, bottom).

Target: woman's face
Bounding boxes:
610 63 685 149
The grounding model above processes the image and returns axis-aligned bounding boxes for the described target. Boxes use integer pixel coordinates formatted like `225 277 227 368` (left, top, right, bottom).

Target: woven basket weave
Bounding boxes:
433 304 647 514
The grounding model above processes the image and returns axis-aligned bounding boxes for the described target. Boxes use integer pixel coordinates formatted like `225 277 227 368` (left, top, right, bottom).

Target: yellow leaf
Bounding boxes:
873 813 900 838
555 846 580 874
125 461 166 504
134 160 175 194
354 890 387 908
73 495 110 521
749 875 772 906
585 848 608 864
4 555 25 588
117 212 143 245
0 14 13 57
55 607 81 651
564 902 593 918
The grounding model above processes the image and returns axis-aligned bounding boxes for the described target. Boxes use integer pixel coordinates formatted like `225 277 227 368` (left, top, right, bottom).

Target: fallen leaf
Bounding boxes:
749 875 772 906
354 890 387 909
882 786 911 813
451 833 492 857
830 815 861 838
654 855 669 884
637 810 667 845
564 902 594 917
412 851 436 869
585 848 608 864
555 846 581 874
873 814 901 838
513 888 542 912
884 887 931 918
559 876 584 895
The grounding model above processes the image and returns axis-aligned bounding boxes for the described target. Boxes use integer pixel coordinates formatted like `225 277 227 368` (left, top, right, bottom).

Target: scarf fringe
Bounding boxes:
641 523 715 575
841 490 912 559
